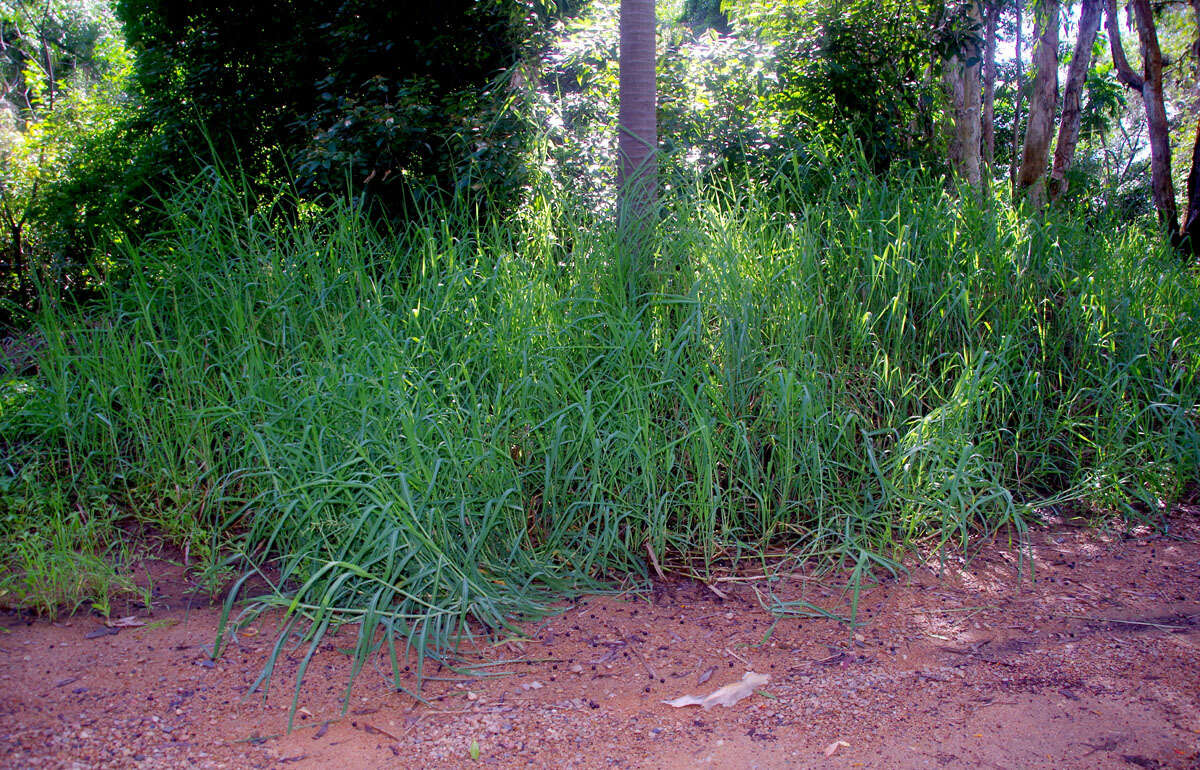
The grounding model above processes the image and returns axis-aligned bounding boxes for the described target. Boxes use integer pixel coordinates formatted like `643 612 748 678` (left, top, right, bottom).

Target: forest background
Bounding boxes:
1 0 1198 699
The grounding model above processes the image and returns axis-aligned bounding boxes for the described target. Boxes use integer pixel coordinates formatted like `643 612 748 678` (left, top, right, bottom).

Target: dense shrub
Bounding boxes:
116 0 550 213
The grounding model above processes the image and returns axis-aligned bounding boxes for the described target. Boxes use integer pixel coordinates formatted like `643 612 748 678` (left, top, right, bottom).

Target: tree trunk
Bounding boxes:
1182 0 1200 255
1107 0 1180 235
943 65 964 175
1016 0 1059 206
1193 0 1200 62
1105 0 1143 89
960 0 984 189
1048 0 1102 201
8 222 26 299
1010 0 1024 187
1132 0 1179 235
982 1 997 172
1184 119 1200 255
945 0 983 190
617 0 658 298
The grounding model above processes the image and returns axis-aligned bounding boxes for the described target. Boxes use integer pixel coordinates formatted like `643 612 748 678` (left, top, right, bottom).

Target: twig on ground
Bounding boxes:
645 542 666 581
724 646 750 666
622 633 658 680
1059 614 1186 631
705 582 729 600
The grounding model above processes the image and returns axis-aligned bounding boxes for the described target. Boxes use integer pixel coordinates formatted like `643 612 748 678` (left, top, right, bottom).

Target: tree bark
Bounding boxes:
960 0 984 189
1182 0 1200 255
1107 0 1179 234
946 0 983 190
1048 0 1102 201
1184 119 1200 255
982 1 997 172
943 65 964 175
1193 0 1200 62
617 0 658 297
1010 0 1024 187
1016 0 1059 206
7 222 26 299
1132 0 1179 234
1104 0 1143 90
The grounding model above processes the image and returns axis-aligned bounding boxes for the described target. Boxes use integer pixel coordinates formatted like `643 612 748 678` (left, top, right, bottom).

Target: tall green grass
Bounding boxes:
3 158 1198 703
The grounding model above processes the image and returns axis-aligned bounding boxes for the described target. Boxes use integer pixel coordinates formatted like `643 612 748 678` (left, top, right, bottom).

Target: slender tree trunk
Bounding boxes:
960 0 984 189
1016 0 1059 206
1192 0 1200 60
944 66 964 174
7 222 26 299
1184 119 1200 255
1132 0 1179 234
1048 0 1102 201
39 0 56 111
1107 0 1180 235
1010 0 1024 186
946 0 983 190
982 1 998 172
1105 0 1142 89
1182 0 1200 254
617 0 658 300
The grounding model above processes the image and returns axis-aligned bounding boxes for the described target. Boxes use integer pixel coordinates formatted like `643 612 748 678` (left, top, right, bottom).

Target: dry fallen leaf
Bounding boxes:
824 740 850 757
104 616 146 629
663 671 769 710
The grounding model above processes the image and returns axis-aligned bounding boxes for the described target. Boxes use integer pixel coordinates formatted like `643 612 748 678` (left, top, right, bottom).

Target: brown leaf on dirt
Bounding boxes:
662 671 769 710
104 616 146 629
362 723 399 741
824 739 850 757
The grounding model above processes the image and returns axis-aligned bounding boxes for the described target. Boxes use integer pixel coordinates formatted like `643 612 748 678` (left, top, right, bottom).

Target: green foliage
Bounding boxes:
8 155 1197 696
526 0 989 211
0 0 136 322
730 0 973 170
523 0 781 212
681 0 729 33
0 379 136 615
116 0 548 213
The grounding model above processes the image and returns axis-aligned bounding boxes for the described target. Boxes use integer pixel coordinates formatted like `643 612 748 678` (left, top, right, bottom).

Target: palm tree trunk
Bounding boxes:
617 0 658 298
1048 0 1102 201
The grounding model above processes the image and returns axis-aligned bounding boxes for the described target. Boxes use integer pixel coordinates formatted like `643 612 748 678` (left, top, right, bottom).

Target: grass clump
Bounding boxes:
4 158 1198 703
0 379 137 616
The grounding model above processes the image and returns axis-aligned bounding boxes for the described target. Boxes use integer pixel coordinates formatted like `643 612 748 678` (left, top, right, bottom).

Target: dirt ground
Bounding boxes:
2 508 1199 770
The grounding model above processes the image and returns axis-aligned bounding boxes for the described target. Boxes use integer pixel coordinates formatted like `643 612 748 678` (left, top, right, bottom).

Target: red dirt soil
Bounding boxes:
2 509 1199 769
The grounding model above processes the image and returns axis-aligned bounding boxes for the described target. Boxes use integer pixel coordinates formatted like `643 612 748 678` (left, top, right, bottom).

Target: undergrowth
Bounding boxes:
3 155 1198 710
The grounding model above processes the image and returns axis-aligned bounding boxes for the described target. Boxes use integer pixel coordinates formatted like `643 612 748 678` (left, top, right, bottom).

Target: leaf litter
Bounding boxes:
662 671 769 710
